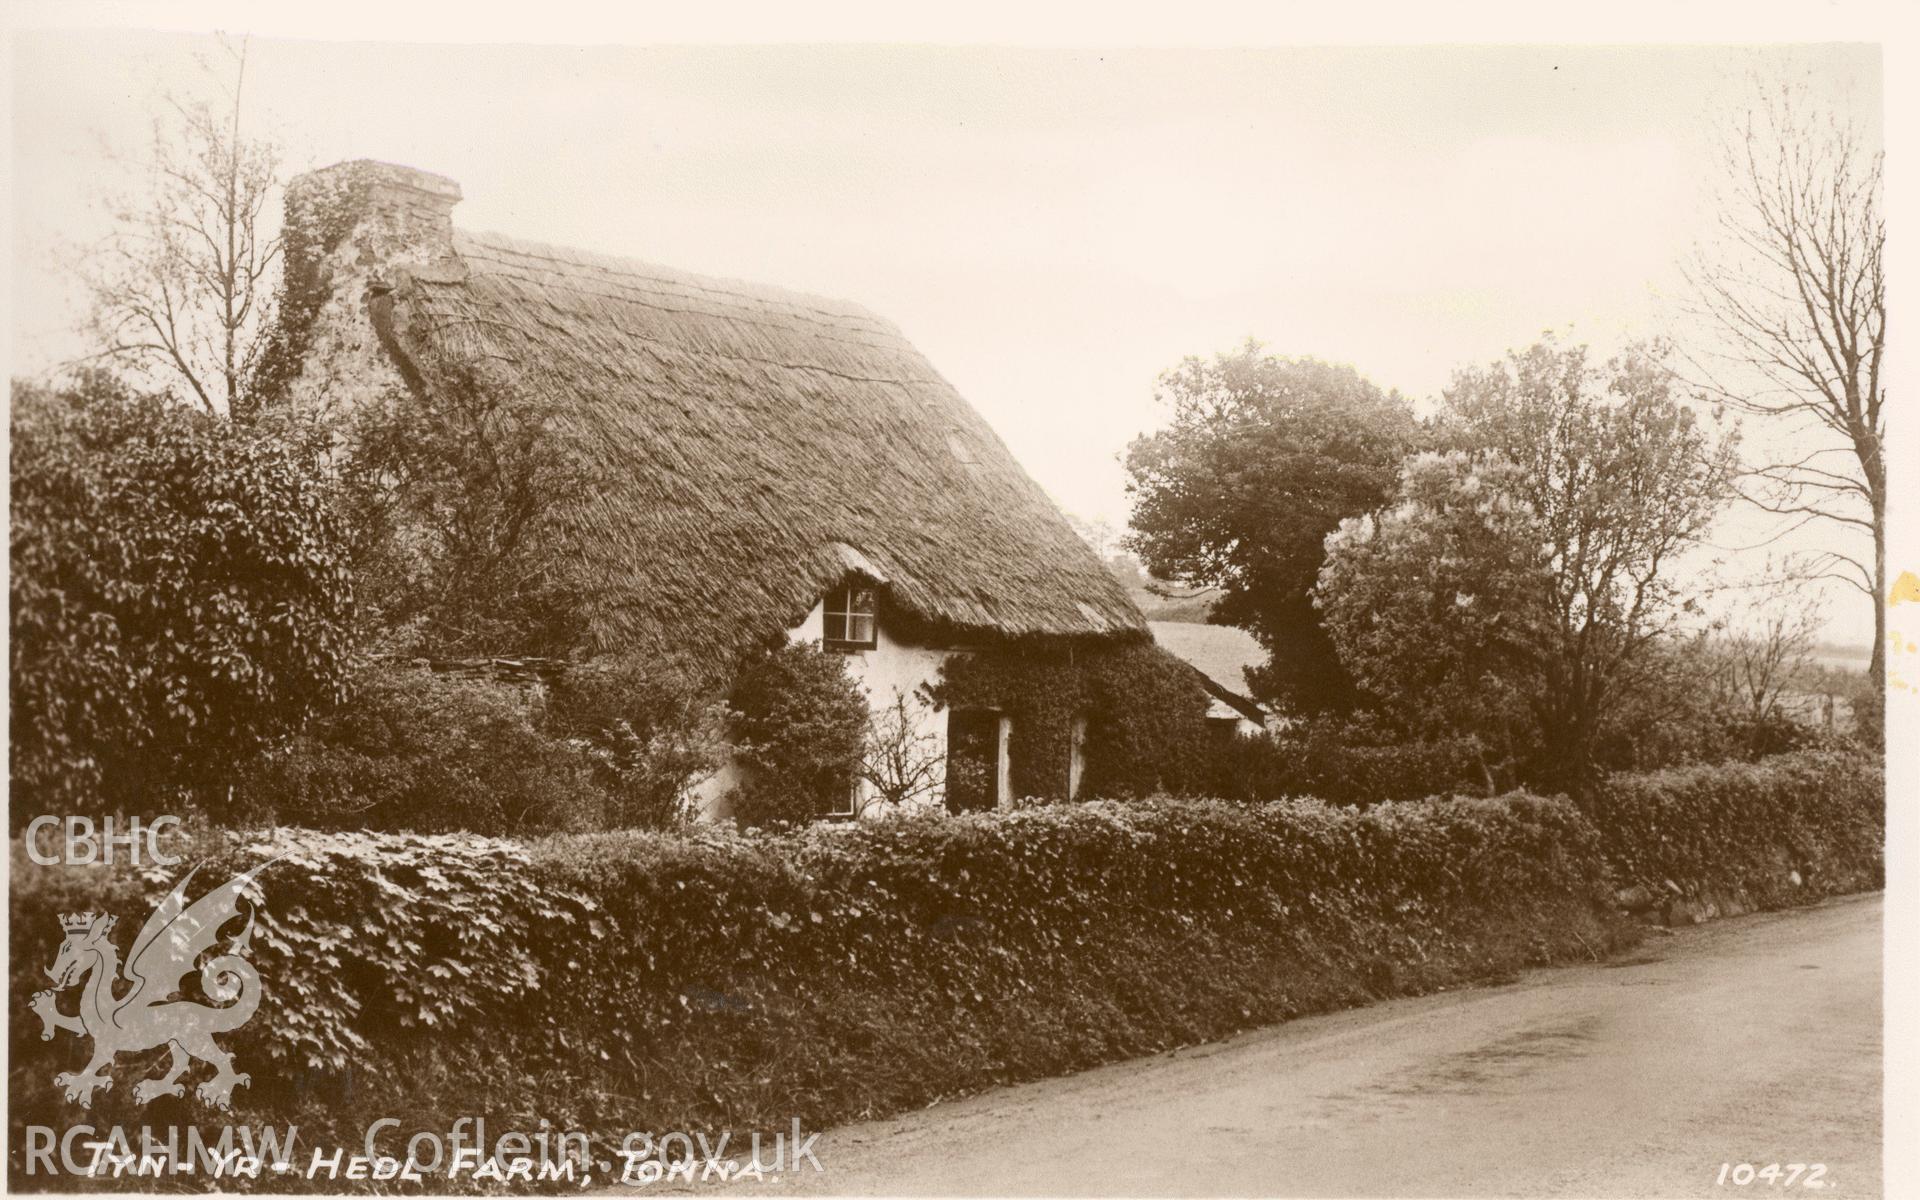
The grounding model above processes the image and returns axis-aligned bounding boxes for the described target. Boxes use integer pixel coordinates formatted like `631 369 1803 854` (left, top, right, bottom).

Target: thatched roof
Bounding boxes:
372 225 1145 677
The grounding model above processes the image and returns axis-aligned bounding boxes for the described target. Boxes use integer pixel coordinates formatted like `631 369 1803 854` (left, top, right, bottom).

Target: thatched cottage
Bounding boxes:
273 160 1154 819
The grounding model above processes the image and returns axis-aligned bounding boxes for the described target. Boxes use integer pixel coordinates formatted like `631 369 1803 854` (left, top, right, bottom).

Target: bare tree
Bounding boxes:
80 36 281 419
859 689 946 812
1718 591 1824 721
1683 74 1886 697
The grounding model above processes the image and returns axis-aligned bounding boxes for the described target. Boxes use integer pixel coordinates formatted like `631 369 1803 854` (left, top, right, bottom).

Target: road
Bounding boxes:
736 895 1882 1198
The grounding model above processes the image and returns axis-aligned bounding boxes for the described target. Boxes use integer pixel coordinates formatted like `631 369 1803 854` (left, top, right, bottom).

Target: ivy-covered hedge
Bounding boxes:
12 792 1623 1190
8 831 598 1181
1579 749 1883 908
8 751 1880 1192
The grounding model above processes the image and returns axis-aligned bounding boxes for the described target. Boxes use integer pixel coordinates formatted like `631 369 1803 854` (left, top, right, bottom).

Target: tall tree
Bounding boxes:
1683 75 1886 699
80 36 281 419
1123 342 1419 713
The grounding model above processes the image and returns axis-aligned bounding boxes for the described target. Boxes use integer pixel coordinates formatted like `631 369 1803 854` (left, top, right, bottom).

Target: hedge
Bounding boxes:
1579 749 1883 910
11 793 1621 1189
1208 724 1493 805
7 751 1881 1191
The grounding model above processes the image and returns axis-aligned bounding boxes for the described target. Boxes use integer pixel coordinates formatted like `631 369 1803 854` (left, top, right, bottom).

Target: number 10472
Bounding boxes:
1717 1164 1828 1188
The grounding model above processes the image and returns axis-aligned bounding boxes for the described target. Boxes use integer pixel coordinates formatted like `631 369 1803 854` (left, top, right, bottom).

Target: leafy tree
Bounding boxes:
1318 338 1737 787
341 365 598 657
1123 342 1419 713
8 374 354 820
1316 452 1551 776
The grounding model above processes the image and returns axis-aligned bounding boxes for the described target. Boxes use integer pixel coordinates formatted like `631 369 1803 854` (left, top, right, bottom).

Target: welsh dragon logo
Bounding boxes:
30 859 276 1110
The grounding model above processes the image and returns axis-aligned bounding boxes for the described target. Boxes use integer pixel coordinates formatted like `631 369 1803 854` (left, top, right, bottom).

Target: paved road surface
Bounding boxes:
729 895 1881 1198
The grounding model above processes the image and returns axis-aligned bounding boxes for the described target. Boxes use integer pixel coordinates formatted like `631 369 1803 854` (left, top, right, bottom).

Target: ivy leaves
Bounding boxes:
9 377 355 817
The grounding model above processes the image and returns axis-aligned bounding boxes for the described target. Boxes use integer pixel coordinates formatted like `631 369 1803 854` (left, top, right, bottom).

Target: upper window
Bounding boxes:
823 580 878 650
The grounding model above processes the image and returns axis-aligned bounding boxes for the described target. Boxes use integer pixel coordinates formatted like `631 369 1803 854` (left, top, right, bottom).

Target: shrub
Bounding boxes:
858 687 946 811
1837 670 1884 751
1210 718 1494 805
338 365 599 657
1589 658 1848 773
930 639 1212 799
230 662 606 835
726 643 868 826
1579 749 1883 906
1714 708 1843 759
543 657 726 829
8 376 354 824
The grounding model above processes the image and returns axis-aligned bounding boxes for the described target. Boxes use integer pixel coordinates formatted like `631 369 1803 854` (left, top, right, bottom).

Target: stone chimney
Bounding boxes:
286 160 462 275
255 161 463 418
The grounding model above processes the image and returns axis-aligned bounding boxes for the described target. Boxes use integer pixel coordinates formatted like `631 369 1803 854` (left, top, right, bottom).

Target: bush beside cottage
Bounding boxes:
228 656 739 837
7 378 356 826
8 750 1881 1189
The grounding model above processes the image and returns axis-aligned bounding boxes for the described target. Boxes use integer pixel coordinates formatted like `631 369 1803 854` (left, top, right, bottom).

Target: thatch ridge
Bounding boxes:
381 226 1145 681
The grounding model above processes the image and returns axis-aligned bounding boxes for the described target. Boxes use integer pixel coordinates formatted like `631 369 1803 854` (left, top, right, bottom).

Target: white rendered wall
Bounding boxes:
691 601 962 822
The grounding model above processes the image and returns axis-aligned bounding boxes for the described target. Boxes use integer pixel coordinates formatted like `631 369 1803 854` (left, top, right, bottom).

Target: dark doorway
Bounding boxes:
945 709 999 813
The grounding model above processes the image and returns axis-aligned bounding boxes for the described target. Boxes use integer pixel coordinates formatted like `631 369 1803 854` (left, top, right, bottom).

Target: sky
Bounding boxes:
6 32 1887 643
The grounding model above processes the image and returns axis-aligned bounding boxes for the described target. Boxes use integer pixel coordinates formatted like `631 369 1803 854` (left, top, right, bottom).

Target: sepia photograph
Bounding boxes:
3 4 1910 1196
